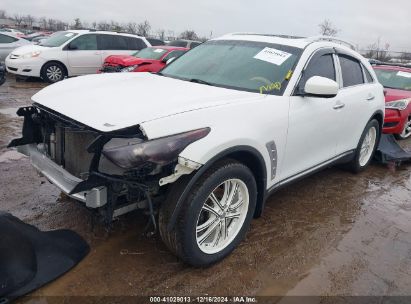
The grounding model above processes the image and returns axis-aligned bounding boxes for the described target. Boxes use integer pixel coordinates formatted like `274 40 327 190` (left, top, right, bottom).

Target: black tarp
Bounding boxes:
0 64 5 86
375 134 411 164
0 212 89 302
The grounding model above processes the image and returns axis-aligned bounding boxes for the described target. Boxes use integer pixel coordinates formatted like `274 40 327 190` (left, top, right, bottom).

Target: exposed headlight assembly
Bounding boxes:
385 98 411 111
121 65 139 72
102 128 210 169
22 51 41 59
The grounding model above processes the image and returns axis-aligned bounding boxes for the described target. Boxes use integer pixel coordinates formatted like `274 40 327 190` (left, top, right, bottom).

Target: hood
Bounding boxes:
10 44 47 56
32 73 263 132
104 55 157 66
384 87 411 102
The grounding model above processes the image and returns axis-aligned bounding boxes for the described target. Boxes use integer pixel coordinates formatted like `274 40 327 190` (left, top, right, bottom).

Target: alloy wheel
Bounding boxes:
400 117 411 139
196 179 249 254
359 126 377 167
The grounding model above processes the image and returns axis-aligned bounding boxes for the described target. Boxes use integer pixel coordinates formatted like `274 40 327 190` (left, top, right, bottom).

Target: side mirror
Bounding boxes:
166 57 176 65
304 76 339 98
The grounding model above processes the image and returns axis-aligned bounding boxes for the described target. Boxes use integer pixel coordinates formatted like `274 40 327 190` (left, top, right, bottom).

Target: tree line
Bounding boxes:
0 9 206 41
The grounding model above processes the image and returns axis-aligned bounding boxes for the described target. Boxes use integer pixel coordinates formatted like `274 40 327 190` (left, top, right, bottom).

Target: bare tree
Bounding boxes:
365 38 391 62
39 17 48 30
126 22 138 34
318 19 339 36
0 10 7 19
156 29 166 40
23 14 36 29
110 20 123 32
400 52 411 63
13 14 24 27
137 20 151 37
179 30 198 40
47 18 56 31
92 21 97 29
73 18 82 29
97 21 110 31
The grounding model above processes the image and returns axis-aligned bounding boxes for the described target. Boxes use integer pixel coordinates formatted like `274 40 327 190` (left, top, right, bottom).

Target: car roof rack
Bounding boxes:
307 36 356 50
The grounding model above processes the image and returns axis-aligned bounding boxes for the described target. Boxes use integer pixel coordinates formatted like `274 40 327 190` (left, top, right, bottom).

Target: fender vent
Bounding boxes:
266 141 278 180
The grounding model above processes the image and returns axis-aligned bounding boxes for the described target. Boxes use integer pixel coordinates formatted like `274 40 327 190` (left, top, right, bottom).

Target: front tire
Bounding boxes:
395 116 411 140
41 62 66 83
348 119 380 173
159 159 257 267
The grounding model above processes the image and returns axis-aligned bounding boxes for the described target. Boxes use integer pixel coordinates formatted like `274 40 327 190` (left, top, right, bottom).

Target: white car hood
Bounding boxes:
10 44 48 55
32 73 263 132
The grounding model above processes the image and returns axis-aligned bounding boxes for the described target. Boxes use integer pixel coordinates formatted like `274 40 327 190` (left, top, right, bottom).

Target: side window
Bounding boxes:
299 53 336 91
70 34 97 50
190 42 201 48
126 37 146 50
362 65 374 83
0 34 18 43
339 55 364 87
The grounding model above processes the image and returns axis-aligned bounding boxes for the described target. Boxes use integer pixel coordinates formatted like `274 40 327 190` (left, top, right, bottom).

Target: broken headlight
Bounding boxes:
102 128 210 169
385 98 411 111
121 65 139 72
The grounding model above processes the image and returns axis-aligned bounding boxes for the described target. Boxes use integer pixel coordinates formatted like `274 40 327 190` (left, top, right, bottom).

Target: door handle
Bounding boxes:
333 102 345 110
366 95 375 101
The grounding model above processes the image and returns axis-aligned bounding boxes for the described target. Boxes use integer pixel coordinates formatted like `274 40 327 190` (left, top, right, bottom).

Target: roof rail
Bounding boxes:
227 32 304 39
307 36 356 50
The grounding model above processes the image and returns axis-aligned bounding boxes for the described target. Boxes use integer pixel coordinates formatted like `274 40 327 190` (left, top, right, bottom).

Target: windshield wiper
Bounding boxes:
189 78 212 86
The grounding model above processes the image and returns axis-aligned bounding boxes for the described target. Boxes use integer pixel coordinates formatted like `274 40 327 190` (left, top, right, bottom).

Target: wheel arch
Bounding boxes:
41 60 69 78
371 110 384 133
166 145 268 232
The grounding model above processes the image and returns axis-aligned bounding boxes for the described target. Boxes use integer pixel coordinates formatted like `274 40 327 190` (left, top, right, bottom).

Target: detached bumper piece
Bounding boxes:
375 134 411 164
0 212 89 302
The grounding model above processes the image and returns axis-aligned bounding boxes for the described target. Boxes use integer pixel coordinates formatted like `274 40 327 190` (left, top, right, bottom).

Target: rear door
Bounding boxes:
281 49 344 180
98 35 147 61
334 52 380 153
66 34 101 75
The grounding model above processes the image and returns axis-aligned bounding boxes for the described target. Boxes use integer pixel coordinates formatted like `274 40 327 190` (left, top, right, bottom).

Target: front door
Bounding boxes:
67 34 102 75
280 49 344 180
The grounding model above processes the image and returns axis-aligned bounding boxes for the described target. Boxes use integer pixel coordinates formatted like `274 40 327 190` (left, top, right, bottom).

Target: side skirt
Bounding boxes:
265 150 355 199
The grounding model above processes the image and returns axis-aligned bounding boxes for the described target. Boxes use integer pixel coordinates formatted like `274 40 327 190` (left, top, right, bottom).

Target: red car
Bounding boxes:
373 64 411 139
100 46 188 73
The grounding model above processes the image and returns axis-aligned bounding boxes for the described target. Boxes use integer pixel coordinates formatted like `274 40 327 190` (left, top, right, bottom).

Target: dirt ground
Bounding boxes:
0 75 410 300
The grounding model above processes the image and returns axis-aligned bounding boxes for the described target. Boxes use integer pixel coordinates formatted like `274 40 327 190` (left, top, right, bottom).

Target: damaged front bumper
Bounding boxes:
18 144 108 208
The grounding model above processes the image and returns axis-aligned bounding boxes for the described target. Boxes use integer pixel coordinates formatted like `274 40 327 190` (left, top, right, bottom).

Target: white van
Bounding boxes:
5 30 151 82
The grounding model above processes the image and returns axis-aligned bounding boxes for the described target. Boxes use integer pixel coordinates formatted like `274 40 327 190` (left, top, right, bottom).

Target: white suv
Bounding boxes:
5 30 151 82
10 34 384 266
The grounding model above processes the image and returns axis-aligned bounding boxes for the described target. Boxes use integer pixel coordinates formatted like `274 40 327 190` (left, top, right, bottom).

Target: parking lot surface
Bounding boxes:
0 76 410 298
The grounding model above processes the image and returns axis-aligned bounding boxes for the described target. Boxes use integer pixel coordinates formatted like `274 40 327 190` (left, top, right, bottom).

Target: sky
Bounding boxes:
2 0 411 51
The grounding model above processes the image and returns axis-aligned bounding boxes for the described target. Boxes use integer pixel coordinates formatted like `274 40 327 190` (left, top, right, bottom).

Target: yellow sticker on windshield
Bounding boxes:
260 82 282 94
285 70 293 80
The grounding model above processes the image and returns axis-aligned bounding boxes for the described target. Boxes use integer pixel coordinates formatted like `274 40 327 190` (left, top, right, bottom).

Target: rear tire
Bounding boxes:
347 119 380 173
41 62 66 83
159 159 257 267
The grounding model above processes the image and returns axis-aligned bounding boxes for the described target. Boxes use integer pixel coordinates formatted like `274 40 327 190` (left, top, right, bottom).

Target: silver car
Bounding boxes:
0 32 30 62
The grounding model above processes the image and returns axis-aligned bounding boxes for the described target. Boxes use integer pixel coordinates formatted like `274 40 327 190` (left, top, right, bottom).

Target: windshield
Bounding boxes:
161 40 302 94
374 69 411 91
39 31 78 47
133 48 168 60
